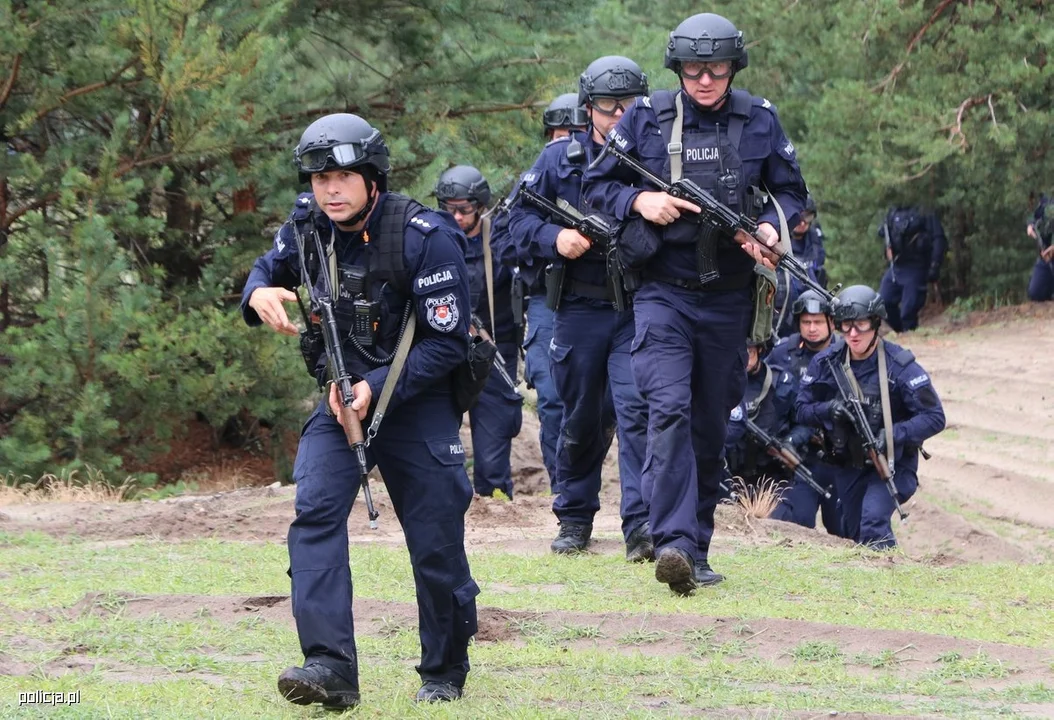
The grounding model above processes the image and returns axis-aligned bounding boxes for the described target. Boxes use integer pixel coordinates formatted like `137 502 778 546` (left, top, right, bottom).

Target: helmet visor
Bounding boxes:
296 143 365 174
800 298 826 315
543 106 589 128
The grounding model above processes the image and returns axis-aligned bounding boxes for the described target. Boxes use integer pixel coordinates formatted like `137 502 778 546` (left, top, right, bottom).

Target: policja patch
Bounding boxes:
426 294 459 332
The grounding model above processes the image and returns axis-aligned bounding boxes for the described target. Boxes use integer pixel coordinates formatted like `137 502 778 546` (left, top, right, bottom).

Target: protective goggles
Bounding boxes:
295 143 365 174
680 60 734 81
590 96 640 116
440 201 478 216
798 298 827 315
837 318 875 334
543 106 589 128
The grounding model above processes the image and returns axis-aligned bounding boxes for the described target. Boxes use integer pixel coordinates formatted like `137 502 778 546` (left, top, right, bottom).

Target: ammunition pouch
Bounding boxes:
748 264 778 345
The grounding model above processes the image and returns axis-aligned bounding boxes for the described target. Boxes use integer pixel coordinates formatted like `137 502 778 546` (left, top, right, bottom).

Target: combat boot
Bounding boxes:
693 559 724 587
654 547 696 596
278 662 360 710
416 681 463 702
624 522 654 563
550 522 592 554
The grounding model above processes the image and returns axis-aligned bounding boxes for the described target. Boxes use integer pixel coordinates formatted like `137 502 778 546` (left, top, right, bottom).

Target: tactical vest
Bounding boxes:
651 89 760 246
887 209 929 260
300 193 427 369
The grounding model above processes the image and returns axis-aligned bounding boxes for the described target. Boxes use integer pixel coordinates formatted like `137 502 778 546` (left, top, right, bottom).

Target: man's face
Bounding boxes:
839 319 877 357
589 97 638 142
798 313 831 345
440 197 481 235
680 60 733 109
551 127 572 140
310 169 370 225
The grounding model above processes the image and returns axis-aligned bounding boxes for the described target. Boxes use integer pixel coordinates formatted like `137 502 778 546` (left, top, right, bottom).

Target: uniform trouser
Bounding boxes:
630 282 751 563
770 459 844 537
523 294 562 492
289 389 478 688
1027 257 1054 302
834 459 919 549
469 340 524 497
549 298 649 541
879 264 928 332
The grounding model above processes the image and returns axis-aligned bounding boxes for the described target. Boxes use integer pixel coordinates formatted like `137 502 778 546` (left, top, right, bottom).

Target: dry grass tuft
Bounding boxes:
733 475 786 518
0 469 137 505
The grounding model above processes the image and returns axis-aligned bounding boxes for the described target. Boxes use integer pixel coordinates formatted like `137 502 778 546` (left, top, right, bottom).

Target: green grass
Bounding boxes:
0 535 1053 718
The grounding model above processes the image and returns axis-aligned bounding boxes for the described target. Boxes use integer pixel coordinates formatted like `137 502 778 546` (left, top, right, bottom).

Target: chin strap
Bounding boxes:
345 176 377 227
680 72 736 112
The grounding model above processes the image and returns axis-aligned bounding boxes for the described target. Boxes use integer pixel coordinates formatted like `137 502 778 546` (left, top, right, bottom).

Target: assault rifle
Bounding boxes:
290 220 380 530
590 141 834 302
743 418 831 499
824 355 908 523
881 218 897 282
513 182 631 312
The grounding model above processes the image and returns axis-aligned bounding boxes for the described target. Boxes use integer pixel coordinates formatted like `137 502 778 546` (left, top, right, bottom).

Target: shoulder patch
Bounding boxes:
410 215 432 230
414 262 459 294
425 293 460 332
640 96 652 108
730 405 744 421
801 373 815 385
908 373 930 389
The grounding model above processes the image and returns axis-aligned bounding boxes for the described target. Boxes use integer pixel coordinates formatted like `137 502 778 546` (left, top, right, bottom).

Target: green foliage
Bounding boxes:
2 0 1053 477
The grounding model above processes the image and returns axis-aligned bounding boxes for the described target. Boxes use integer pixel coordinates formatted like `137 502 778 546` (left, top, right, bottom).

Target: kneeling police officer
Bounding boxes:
242 114 479 707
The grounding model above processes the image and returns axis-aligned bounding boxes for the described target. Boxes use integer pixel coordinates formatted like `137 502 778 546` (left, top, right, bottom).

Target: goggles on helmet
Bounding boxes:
543 106 589 128
295 143 366 174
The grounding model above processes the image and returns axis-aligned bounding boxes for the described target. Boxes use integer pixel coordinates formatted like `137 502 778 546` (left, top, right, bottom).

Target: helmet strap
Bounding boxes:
679 70 736 112
344 174 377 228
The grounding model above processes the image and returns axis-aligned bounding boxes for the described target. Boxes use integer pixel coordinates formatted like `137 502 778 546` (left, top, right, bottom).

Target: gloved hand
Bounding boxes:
826 400 853 425
927 264 940 283
874 428 887 454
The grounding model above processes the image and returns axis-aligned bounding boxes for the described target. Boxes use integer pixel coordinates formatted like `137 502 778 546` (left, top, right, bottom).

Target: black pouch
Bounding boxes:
454 334 497 412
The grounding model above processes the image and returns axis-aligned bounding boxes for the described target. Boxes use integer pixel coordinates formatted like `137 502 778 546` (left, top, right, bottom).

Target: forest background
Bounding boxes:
1 0 1049 481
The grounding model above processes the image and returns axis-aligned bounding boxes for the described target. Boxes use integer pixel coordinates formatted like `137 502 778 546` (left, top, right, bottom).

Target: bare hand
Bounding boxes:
556 228 592 259
736 222 779 271
329 380 373 425
1027 224 1038 240
1043 245 1054 263
249 287 299 336
632 191 701 225
885 247 894 262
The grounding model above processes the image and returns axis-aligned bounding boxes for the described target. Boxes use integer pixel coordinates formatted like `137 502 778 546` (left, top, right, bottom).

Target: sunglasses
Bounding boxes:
295 143 365 174
680 61 734 81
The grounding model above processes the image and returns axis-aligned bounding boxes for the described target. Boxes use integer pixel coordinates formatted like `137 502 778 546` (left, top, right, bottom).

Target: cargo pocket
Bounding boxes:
453 577 480 643
422 436 472 515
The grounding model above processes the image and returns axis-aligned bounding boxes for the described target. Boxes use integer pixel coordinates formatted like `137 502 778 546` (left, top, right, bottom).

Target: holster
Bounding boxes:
454 334 497 412
544 262 566 311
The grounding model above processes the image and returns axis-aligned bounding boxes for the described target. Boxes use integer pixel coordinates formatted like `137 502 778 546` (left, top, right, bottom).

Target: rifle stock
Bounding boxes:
743 418 832 499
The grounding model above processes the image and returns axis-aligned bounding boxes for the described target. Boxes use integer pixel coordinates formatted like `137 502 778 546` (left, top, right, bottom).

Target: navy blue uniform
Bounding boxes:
878 208 947 332
795 340 945 548
507 132 650 542
584 89 806 568
493 193 562 491
1027 196 1054 302
463 224 523 498
241 193 479 690
767 334 843 535
723 361 795 483
774 226 827 337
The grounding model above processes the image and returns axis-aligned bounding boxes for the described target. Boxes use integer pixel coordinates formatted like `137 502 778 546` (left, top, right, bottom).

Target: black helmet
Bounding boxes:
831 285 887 322
294 113 390 187
578 56 649 107
543 92 589 132
792 289 831 320
434 165 491 207
804 194 817 215
664 13 748 74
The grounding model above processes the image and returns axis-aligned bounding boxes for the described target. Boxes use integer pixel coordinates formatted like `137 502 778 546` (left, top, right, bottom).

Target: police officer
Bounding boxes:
491 94 588 492
767 290 843 535
584 13 806 594
242 114 478 707
1026 193 1054 302
506 56 652 562
795 285 945 549
773 195 827 338
435 166 524 498
878 206 947 332
723 338 795 495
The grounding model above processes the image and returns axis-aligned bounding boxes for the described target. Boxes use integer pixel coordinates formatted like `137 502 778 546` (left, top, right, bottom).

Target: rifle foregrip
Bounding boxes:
342 406 366 446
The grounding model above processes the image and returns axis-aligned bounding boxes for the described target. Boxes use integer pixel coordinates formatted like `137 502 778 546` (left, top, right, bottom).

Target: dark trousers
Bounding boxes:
879 263 928 332
468 341 523 497
289 389 478 687
549 298 649 541
770 460 844 537
523 295 562 492
630 282 751 563
1027 257 1054 302
833 459 919 549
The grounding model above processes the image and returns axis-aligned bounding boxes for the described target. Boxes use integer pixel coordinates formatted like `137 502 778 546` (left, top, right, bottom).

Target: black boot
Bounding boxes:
654 547 697 596
550 522 592 554
278 662 360 709
624 522 655 563
693 559 725 587
416 681 463 702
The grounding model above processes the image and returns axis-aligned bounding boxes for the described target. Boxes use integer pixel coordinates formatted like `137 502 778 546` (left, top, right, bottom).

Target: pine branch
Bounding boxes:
872 0 960 92
32 58 139 121
0 54 22 112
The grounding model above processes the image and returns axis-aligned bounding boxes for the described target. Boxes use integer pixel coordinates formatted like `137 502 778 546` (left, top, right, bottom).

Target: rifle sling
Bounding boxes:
842 340 896 473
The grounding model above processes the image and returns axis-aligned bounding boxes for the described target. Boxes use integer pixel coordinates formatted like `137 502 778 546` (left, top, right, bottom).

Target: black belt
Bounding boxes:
565 279 613 301
643 271 752 292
